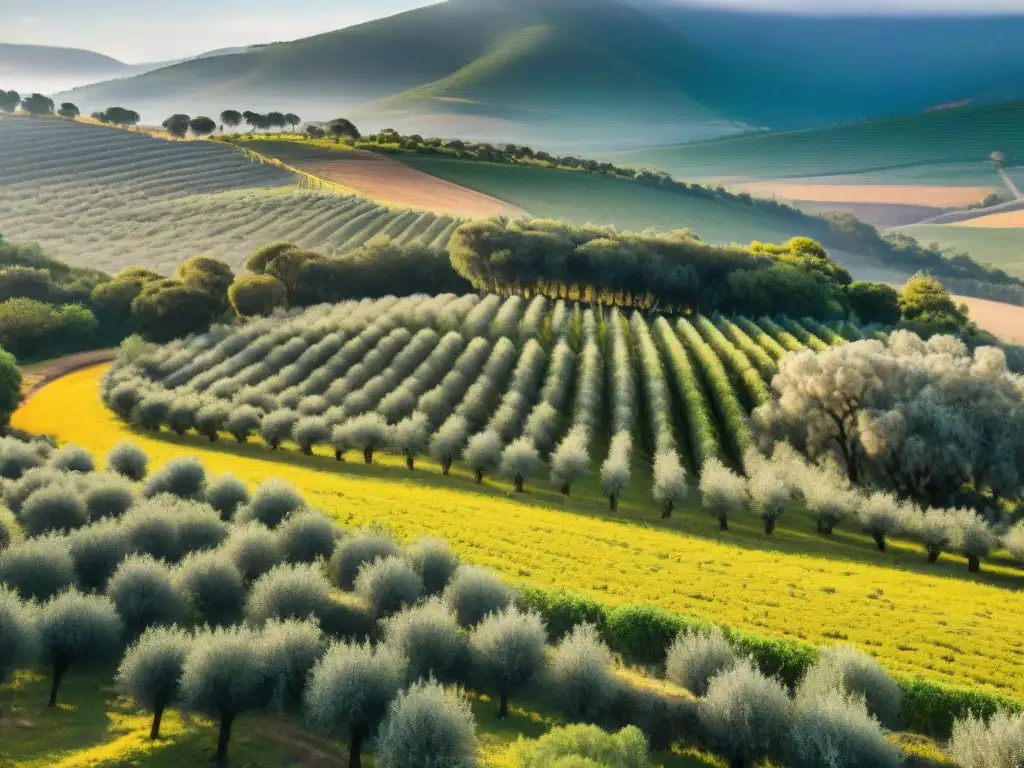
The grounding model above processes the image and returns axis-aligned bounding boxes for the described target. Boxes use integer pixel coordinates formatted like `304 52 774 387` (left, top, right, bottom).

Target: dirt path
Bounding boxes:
20 349 117 401
1000 168 1023 200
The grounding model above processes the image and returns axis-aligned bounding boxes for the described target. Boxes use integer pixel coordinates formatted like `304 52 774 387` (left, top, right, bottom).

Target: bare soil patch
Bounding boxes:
957 209 1024 228
955 296 1024 342
20 349 117 400
730 181 996 208
267 146 523 217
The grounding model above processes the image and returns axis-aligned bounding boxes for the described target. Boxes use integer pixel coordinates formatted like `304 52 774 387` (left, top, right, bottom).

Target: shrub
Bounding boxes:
49 444 95 473
356 555 423 617
66 519 130 591
0 437 43 480
0 504 20 550
856 492 907 552
20 484 89 536
167 396 200 435
107 554 187 640
38 590 122 707
195 403 230 442
799 646 903 729
176 501 229 554
330 528 401 590
236 478 305 529
260 408 299 450
0 585 38 686
116 626 192 739
144 457 206 500
181 625 272 766
949 711 1024 768
174 550 246 626
698 457 747 531
463 429 503 483
133 391 172 430
122 499 182 563
205 474 250 521
107 442 149 481
293 416 330 455
3 466 65 513
375 680 477 768
950 507 998 573
383 598 469 684
226 404 262 443
82 474 137 520
0 534 76 600
788 687 903 768
245 562 333 626
517 724 648 768
666 627 739 696
276 509 339 564
500 437 542 493
406 537 460 596
305 640 406 768
108 381 145 421
443 564 511 627
470 605 546 718
548 623 616 722
698 661 790 768
261 618 327 714
223 521 283 583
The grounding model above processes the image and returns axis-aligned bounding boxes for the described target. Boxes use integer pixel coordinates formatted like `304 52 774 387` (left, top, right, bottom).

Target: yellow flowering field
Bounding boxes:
13 365 1024 700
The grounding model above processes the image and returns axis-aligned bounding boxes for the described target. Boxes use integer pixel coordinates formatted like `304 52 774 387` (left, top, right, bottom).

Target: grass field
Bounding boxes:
891 224 1024 279
396 155 821 245
0 117 458 273
609 101 1024 183
13 364 1024 701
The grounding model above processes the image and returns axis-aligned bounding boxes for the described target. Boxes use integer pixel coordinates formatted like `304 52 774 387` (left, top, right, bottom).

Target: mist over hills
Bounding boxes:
15 0 1024 149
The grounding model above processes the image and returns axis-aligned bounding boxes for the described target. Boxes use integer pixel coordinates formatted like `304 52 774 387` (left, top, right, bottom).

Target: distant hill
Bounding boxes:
57 0 748 149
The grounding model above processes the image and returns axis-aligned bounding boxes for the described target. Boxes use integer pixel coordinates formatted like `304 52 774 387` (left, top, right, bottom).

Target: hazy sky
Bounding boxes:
3 0 1023 62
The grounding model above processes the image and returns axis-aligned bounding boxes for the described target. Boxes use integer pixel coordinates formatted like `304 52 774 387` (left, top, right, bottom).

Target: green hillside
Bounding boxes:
612 101 1024 182
893 224 1024 279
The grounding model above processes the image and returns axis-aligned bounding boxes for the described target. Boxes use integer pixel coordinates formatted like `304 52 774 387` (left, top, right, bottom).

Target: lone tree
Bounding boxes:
116 626 192 739
39 590 122 707
0 90 20 113
305 641 406 768
181 626 271 767
470 605 546 718
284 113 301 131
190 116 217 137
326 118 361 141
21 93 54 115
57 102 80 119
991 151 1007 170
162 114 191 139
220 110 242 129
375 680 477 768
0 346 22 430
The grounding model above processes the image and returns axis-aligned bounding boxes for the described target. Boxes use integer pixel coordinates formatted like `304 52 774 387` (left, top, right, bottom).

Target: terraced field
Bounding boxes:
0 117 459 273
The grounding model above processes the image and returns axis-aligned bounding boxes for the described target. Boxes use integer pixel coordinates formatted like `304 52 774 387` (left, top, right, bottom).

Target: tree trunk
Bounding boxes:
302 445 312 456
348 727 364 768
608 493 618 512
364 448 373 464
872 532 886 552
270 440 279 450
215 713 235 767
560 483 571 498
968 555 980 573
499 689 510 719
47 660 68 708
718 515 728 531
475 470 484 484
514 474 524 493
335 449 344 461
207 433 217 443
442 458 452 476
406 454 415 471
763 519 776 535
149 704 165 740
927 544 941 563
661 502 672 519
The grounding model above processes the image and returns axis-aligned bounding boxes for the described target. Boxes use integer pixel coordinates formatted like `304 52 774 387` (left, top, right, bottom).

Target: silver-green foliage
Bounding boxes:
116 625 192 738
66 518 130 591
0 533 76 600
205 474 250 521
470 605 546 717
0 585 38 685
406 537 460 596
245 562 333 626
799 646 903 729
50 444 95 474
39 590 122 706
383 598 468 684
330 528 401 590
223 521 283 583
20 484 89 537
949 711 1024 768
174 550 246 627
107 554 187 639
276 509 339 564
788 687 903 768
143 457 206 500
236 478 306 529
261 617 327 714
517 724 648 768
443 564 511 628
665 627 738 696
375 680 478 768
356 555 424 618
547 623 616 722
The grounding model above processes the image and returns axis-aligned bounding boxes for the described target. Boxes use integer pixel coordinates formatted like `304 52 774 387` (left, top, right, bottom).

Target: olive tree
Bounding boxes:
389 413 430 470
335 413 389 463
174 550 246 626
181 625 271 766
470 605 546 718
550 425 589 497
652 449 688 519
330 528 401 590
797 646 903 729
20 484 89 536
665 627 738 696
108 554 187 639
39 590 122 707
518 724 648 768
1004 521 1024 564
305 640 406 768
699 661 790 768
276 509 339 564
949 711 1024 768
144 457 206 500
443 564 511 627
428 415 468 475
245 562 333 626
107 442 148 481
857 492 908 552
788 687 903 768
0 585 38 688
236 478 305 528
0 534 77 600
226 405 262 443
116 626 192 739
500 437 542 493
50 444 95 473
260 618 326 713
260 409 299 450
949 507 998 573
224 521 283 583
698 458 746 531
355 555 424 617
0 504 19 550
747 466 790 534
67 519 130 590
196 402 230 442
383 598 469 684
293 416 330 455
464 429 502 484
82 474 137 520
205 474 250 521
375 680 477 768
601 433 632 511
406 537 460 596
547 623 616 722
